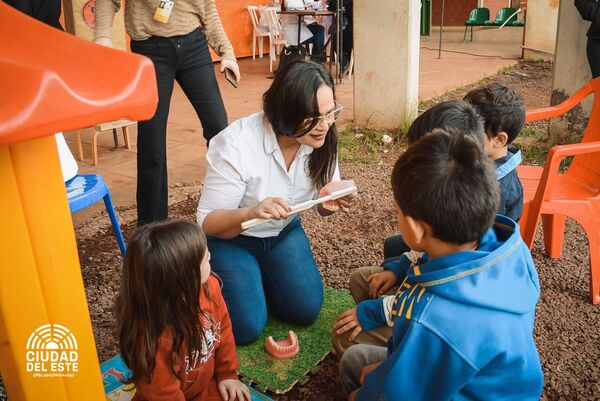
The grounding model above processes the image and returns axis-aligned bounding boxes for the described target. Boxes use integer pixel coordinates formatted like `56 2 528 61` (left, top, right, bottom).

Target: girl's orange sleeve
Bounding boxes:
135 335 186 401
208 276 240 382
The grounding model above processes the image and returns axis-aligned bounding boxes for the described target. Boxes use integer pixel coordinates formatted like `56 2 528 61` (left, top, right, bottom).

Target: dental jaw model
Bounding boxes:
265 331 300 359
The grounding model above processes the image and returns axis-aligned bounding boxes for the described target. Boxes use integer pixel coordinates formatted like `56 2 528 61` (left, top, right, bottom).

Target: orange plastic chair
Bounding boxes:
518 77 600 304
516 165 542 229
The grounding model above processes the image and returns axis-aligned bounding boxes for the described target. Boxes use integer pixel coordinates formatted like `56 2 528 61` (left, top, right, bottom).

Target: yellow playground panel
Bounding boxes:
0 4 157 400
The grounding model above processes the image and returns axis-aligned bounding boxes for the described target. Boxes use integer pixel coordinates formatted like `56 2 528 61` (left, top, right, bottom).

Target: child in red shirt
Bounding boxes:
116 220 251 401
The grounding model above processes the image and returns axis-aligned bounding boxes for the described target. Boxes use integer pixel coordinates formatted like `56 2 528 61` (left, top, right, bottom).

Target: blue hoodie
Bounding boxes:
355 215 543 401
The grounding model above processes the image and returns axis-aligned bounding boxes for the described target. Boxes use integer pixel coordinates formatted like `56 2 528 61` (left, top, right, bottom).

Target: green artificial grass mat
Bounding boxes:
236 287 355 394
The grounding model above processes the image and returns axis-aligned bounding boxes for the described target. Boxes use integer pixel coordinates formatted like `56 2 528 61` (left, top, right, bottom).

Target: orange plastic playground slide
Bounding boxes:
0 3 157 400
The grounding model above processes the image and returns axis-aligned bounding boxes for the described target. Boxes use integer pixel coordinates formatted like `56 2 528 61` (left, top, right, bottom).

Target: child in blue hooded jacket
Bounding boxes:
383 83 526 260
337 129 543 401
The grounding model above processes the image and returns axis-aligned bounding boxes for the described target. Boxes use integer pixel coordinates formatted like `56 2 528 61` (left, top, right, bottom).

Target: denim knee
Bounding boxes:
383 234 410 260
232 311 267 345
282 288 323 325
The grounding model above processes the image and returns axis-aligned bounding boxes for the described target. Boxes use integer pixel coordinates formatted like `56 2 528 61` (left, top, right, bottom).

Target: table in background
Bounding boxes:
277 9 343 82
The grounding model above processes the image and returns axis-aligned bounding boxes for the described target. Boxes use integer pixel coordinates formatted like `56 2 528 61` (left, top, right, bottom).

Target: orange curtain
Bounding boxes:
212 0 271 60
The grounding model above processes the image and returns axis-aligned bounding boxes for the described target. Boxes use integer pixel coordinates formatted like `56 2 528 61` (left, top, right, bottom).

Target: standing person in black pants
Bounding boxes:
576 0 600 77
94 0 240 225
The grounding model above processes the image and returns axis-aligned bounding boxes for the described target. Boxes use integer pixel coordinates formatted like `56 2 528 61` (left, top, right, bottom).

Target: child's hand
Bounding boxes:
217 379 252 401
334 308 363 341
367 270 398 299
359 362 381 384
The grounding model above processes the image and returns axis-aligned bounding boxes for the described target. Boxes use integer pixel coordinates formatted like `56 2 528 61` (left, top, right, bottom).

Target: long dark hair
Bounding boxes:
116 220 208 384
263 60 338 189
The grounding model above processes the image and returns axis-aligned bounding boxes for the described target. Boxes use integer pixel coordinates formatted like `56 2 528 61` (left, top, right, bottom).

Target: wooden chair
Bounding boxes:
519 77 600 304
75 119 134 165
63 0 136 166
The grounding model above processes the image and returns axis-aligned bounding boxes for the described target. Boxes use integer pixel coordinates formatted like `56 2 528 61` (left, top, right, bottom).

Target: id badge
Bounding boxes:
153 0 174 23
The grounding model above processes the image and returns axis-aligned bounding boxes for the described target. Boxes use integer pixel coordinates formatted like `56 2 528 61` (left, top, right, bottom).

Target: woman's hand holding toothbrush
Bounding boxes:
248 197 292 221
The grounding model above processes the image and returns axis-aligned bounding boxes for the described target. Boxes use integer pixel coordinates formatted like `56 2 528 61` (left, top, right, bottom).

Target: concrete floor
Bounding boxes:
67 26 524 225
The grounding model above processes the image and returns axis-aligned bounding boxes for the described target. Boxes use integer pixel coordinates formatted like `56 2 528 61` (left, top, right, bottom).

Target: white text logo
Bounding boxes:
26 324 79 378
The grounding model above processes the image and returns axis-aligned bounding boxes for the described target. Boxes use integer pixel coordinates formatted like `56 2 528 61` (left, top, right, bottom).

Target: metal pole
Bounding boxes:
336 0 342 83
438 0 445 59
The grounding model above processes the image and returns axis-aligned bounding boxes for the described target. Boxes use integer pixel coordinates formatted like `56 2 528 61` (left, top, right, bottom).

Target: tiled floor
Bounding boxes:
67 26 524 225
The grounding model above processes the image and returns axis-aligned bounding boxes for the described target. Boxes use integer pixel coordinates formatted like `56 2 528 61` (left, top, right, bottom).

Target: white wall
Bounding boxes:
523 0 560 61
549 0 592 142
353 0 420 129
553 0 591 100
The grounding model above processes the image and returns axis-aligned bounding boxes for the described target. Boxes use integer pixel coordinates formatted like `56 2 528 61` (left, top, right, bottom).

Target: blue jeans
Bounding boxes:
207 217 323 344
383 234 411 260
303 23 325 57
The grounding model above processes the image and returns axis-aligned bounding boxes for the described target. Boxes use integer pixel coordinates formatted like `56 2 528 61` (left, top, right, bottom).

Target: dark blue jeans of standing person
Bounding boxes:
207 217 324 345
587 37 600 78
383 234 411 260
302 23 326 59
130 29 228 225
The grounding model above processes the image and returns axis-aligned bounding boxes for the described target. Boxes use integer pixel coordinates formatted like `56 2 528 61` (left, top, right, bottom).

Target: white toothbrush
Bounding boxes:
241 180 357 230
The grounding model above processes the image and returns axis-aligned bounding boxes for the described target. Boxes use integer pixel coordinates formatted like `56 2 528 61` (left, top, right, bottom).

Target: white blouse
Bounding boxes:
197 112 340 238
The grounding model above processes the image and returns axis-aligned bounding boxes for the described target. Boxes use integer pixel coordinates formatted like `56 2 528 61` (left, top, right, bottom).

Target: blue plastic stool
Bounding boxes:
66 174 126 257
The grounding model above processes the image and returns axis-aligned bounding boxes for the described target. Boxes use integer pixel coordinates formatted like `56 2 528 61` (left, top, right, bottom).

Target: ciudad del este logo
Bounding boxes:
26 324 79 377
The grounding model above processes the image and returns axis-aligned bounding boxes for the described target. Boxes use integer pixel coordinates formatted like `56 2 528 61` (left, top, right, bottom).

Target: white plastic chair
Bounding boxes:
247 6 270 60
264 7 288 72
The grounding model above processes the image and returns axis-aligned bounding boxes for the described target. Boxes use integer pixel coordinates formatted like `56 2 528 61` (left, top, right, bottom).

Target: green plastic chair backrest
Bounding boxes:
494 7 519 24
467 7 490 24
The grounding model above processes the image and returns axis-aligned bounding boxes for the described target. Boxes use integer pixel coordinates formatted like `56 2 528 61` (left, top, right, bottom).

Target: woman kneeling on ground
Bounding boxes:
197 60 354 344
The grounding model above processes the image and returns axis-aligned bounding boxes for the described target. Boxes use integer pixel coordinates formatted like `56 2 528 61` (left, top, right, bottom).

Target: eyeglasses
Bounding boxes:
302 104 344 127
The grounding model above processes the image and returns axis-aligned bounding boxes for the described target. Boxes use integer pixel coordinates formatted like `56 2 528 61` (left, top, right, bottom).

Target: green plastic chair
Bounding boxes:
463 8 490 42
485 7 519 27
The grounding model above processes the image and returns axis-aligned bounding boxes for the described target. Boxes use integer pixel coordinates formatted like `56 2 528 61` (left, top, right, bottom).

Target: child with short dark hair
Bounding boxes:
464 82 526 222
406 99 485 147
332 100 485 353
337 130 543 401
384 85 526 261
336 89 528 354
117 221 251 401
383 99 485 259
